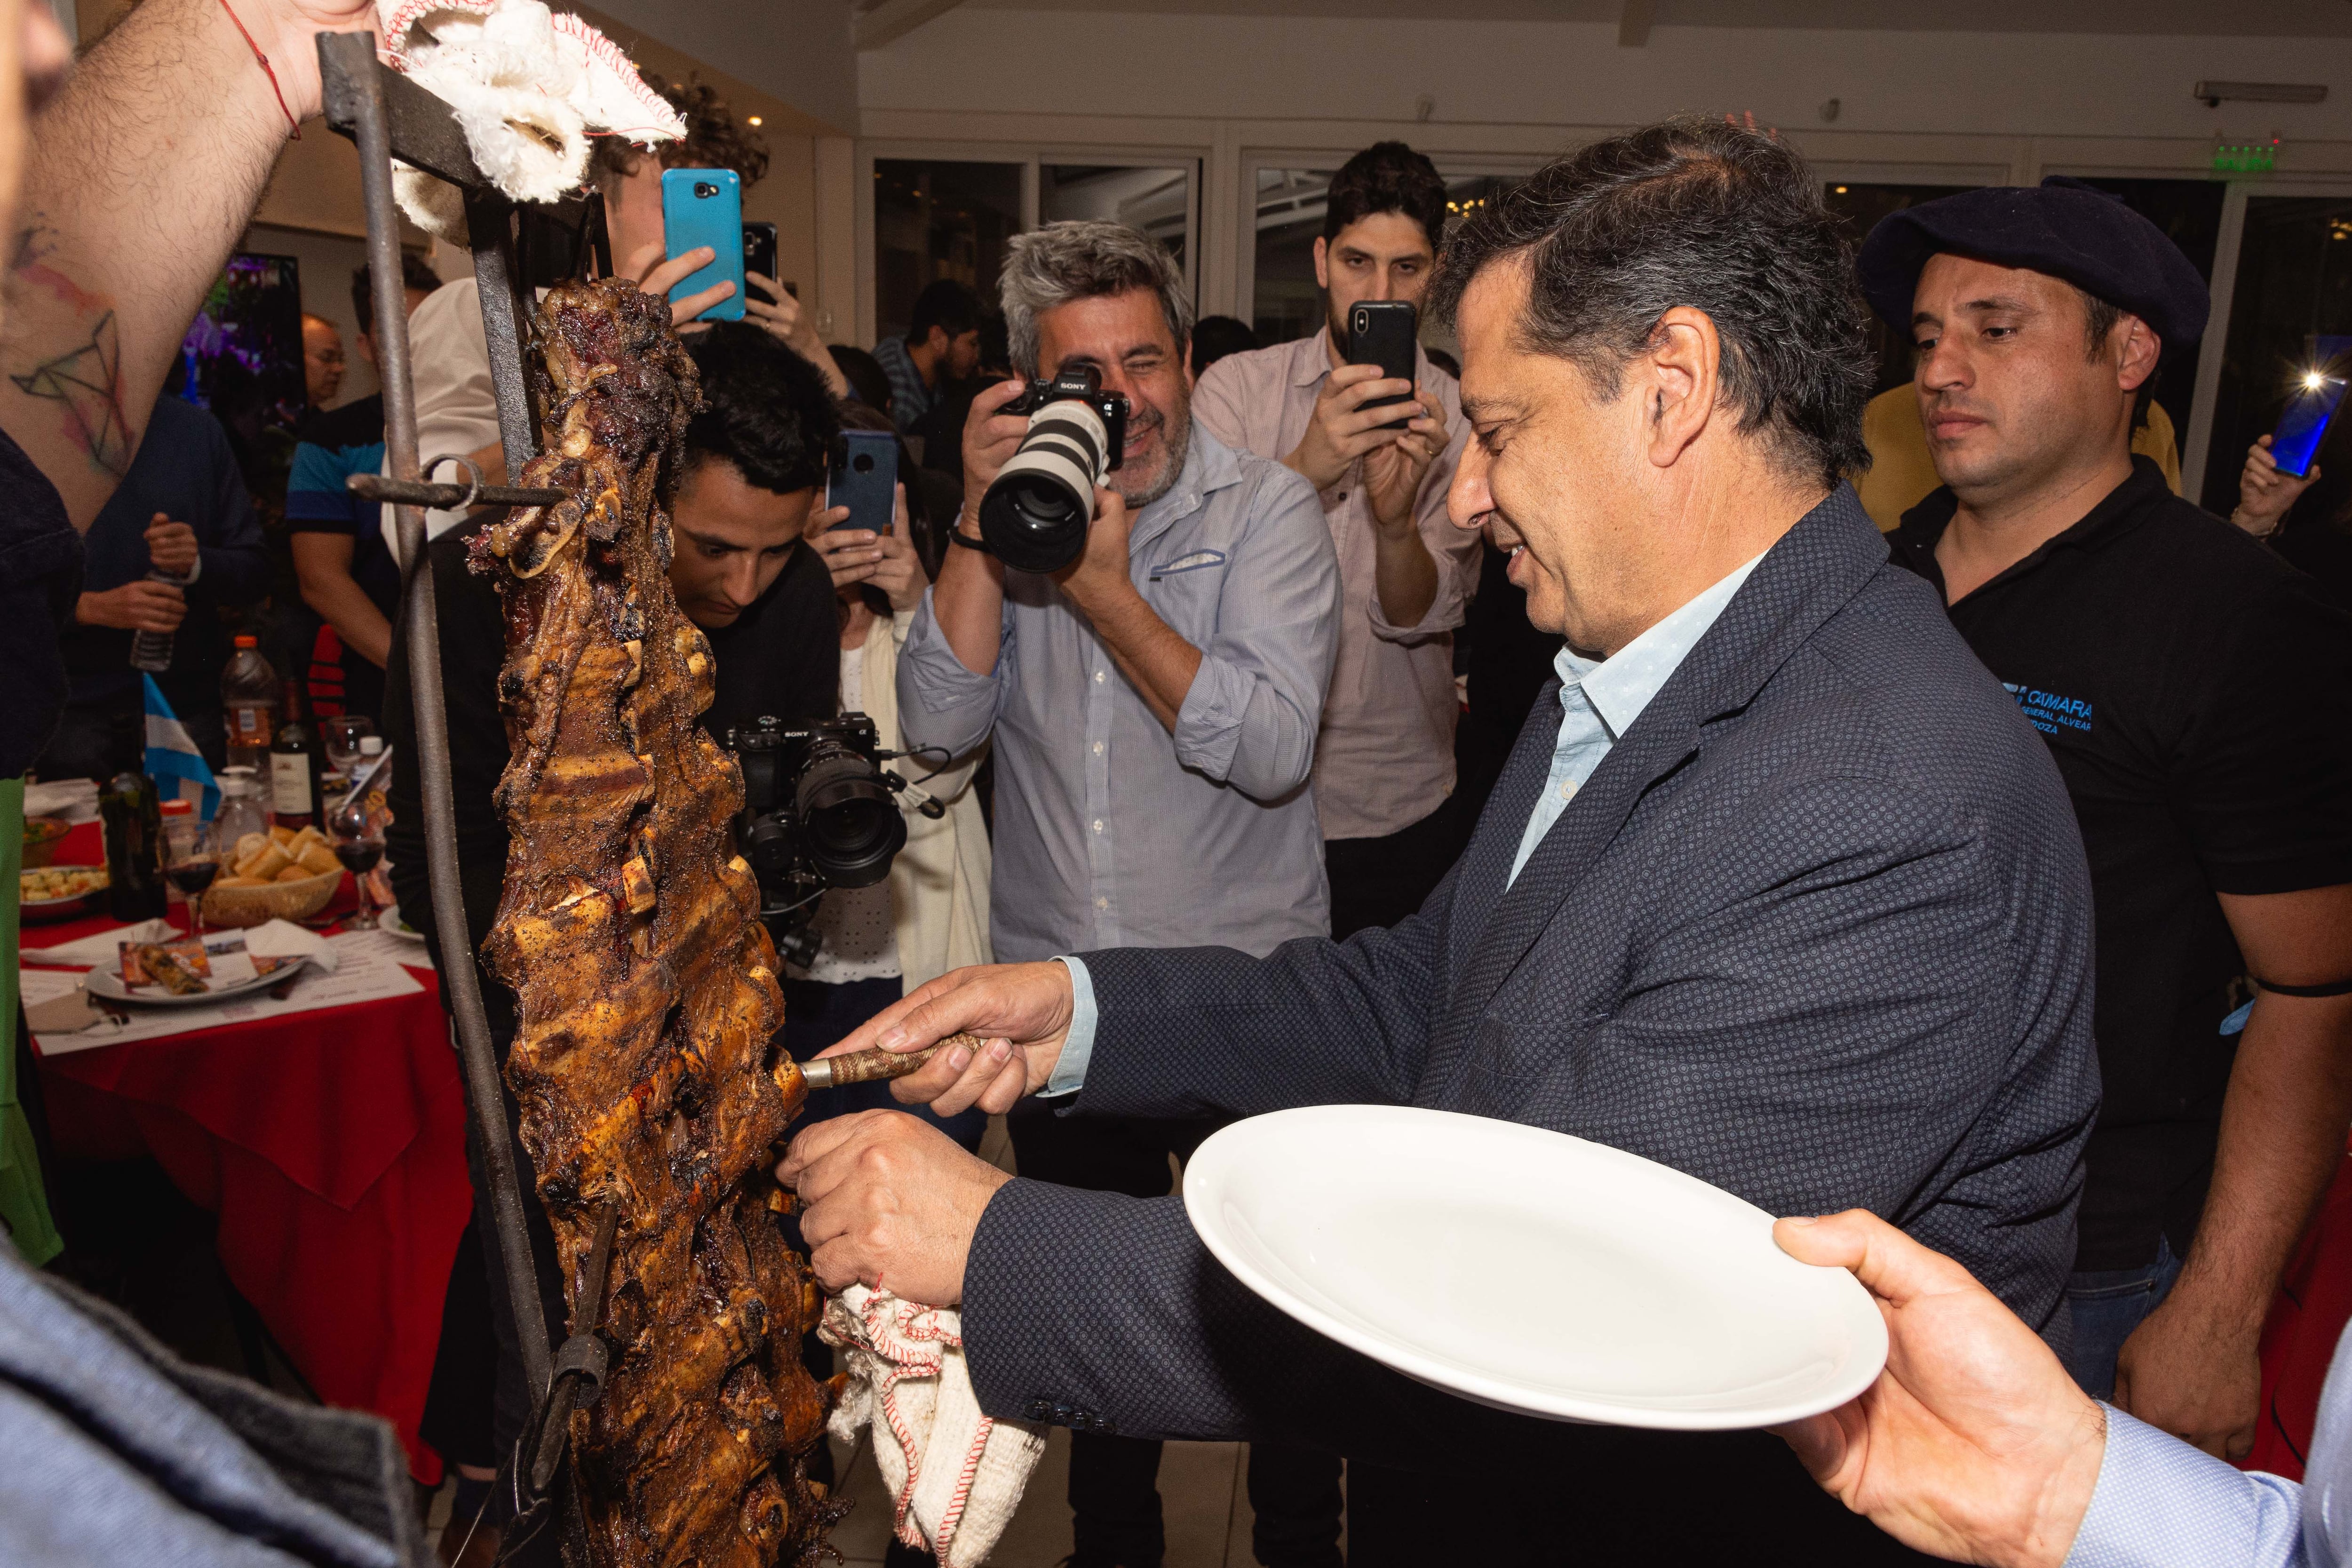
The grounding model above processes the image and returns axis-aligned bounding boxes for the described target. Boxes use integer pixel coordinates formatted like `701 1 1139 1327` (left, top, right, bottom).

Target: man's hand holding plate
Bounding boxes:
1772 1210 2107 1568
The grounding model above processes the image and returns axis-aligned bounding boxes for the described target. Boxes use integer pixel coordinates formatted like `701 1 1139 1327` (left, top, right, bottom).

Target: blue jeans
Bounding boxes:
2063 1235 2185 1400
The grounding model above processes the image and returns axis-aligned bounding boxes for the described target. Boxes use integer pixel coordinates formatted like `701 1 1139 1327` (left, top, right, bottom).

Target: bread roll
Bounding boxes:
296 844 341 876
275 865 314 883
236 832 270 864
243 844 292 880
270 826 296 848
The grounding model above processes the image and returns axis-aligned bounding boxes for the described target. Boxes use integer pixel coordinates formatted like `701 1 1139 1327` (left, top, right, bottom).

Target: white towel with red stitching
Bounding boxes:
820 1285 1047 1568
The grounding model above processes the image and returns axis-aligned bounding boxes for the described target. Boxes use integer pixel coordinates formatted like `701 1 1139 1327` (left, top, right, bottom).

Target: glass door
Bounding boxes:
872 159 1024 345
2200 194 2352 524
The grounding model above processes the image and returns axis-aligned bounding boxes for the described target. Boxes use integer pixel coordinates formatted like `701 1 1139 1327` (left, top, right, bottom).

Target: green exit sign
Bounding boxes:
2214 137 2280 175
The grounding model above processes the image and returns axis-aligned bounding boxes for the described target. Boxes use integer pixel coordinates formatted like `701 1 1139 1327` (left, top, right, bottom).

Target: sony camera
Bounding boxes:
727 713 925 968
976 364 1129 573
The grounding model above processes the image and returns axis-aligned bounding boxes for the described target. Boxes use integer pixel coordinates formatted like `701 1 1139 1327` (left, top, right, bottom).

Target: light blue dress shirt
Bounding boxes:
2064 1406 2312 1566
1045 549 1765 1096
897 422 1341 969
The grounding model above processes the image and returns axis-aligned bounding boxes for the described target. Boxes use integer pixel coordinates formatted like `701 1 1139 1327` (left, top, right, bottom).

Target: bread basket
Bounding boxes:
201 867 341 928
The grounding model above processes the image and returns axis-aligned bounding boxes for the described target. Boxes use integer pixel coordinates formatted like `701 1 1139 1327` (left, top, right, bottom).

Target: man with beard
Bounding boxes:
895 218 1340 1568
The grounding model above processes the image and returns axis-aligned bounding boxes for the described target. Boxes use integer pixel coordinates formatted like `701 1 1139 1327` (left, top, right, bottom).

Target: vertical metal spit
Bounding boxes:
316 28 556 1417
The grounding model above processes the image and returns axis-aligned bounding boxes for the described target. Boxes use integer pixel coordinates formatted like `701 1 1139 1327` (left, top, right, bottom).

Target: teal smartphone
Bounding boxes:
659 168 745 322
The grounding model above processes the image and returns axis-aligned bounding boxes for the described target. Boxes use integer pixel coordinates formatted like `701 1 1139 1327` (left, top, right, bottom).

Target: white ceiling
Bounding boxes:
962 0 2352 37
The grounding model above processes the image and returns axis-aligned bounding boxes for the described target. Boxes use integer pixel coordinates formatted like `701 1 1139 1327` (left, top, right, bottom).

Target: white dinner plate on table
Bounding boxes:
1181 1105 1888 1429
85 956 309 1008
378 902 427 943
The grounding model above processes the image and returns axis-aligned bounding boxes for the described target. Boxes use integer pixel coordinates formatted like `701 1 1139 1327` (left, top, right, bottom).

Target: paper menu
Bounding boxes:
25 935 428 1055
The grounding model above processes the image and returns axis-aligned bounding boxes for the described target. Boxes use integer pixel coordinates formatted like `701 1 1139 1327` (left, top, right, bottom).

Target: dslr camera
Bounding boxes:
727 713 934 968
976 364 1128 573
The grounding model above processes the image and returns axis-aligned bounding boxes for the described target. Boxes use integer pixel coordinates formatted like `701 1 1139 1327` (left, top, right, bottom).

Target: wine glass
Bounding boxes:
328 792 386 931
163 812 221 938
322 716 375 788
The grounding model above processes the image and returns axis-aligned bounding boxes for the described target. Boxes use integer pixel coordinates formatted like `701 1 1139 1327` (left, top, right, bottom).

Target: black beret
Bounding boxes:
1854 176 2209 352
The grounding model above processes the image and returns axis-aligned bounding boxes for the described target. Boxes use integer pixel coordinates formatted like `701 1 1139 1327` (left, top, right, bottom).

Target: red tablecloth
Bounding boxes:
2246 1140 2352 1480
25 821 469 1484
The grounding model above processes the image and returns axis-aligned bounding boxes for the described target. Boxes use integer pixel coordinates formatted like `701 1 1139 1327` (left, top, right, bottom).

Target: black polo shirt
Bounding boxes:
1890 455 2352 1270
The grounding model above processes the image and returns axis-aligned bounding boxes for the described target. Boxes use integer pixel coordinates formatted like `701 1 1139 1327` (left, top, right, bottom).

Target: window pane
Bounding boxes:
874 159 1023 343
2202 195 2352 518
1825 183 1980 396
1253 168 1334 346
1251 168 1520 348
1041 164 1194 279
2064 178 2224 449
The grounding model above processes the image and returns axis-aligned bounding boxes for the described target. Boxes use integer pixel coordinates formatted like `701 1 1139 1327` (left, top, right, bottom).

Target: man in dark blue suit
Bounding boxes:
780 117 2102 1565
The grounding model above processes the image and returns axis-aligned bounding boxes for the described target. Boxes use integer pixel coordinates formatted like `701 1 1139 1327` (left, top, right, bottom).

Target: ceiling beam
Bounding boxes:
854 0 967 50
1617 0 1653 48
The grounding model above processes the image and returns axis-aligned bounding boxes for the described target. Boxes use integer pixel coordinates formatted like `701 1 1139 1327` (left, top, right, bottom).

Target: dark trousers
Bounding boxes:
1007 1107 1343 1568
2063 1235 2184 1400
1323 799 1464 941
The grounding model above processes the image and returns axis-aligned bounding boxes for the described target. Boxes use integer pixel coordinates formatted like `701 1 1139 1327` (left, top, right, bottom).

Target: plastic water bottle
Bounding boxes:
220 635 278 772
128 568 190 673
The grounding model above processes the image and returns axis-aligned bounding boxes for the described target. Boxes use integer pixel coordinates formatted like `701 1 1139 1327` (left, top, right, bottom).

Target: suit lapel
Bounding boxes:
1442 488 1892 1027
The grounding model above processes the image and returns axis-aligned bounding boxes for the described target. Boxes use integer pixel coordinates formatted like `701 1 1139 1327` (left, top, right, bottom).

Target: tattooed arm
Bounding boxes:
0 0 372 530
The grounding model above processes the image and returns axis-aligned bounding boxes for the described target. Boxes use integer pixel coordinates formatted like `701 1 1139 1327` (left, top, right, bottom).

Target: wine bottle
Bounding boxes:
270 678 324 831
101 767 166 922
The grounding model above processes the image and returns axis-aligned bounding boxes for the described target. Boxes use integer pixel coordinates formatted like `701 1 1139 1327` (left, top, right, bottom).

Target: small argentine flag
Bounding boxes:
143 674 219 819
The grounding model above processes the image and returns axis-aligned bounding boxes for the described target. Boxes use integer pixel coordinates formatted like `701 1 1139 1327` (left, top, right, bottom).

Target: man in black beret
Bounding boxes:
1858 178 2352 1460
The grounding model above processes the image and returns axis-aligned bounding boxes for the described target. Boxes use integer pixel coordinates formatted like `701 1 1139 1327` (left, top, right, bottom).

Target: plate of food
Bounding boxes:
20 864 109 923
1182 1105 1888 1430
22 813 71 867
378 901 427 943
83 933 309 1006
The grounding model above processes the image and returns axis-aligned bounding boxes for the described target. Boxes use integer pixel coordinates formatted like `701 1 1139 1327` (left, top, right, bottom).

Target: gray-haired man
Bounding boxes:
895 220 1340 1568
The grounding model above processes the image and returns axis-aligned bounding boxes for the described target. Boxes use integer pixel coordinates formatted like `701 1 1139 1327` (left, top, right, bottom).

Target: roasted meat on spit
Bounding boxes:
474 276 842 1567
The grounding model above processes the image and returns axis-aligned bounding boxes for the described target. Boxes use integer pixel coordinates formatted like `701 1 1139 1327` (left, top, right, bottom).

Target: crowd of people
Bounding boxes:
6 5 2352 1568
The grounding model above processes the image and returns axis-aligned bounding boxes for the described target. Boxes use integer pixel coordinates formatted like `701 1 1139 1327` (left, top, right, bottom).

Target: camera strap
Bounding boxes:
948 530 996 557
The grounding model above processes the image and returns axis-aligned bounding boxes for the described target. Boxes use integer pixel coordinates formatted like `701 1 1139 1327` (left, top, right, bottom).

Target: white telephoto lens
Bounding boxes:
998 402 1109 518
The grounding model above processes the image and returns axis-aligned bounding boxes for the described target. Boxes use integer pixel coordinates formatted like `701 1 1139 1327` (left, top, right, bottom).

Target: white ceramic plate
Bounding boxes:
378 902 427 943
1182 1105 1888 1429
85 956 308 1008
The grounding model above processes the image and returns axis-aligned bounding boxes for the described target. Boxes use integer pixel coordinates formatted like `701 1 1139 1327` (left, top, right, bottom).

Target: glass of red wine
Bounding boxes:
328 794 386 931
164 813 221 937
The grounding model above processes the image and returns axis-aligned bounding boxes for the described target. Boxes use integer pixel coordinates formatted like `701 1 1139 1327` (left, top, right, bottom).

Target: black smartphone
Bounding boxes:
742 222 778 285
828 430 899 534
1346 300 1419 430
2273 372 2350 478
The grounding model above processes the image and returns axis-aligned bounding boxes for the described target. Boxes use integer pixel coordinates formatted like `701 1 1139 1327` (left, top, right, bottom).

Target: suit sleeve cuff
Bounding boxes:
1039 955 1097 1098
2062 1406 2305 1568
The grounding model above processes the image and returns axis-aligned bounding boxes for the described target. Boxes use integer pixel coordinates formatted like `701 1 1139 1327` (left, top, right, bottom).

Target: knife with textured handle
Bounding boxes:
798 1032 986 1090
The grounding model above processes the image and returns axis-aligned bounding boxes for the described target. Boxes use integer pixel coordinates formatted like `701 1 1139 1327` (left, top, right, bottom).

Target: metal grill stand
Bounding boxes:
316 32 580 1555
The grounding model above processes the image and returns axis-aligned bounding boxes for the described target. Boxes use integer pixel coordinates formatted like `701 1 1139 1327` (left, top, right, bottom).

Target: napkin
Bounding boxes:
243 919 340 977
821 1285 1046 1568
19 919 175 967
22 779 97 824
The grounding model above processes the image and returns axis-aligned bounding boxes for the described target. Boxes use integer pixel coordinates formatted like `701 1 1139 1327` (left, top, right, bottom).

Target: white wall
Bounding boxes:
863 14 2352 152
595 0 859 134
